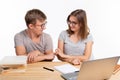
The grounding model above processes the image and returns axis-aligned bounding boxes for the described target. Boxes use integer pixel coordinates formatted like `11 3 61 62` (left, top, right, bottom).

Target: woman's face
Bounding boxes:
68 16 80 32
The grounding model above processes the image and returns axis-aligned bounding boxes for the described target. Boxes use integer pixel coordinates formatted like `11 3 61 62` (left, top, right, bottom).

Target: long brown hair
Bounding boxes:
67 9 90 40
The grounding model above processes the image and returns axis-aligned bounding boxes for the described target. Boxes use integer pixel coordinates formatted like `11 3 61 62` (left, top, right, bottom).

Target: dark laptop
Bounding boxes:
61 56 120 80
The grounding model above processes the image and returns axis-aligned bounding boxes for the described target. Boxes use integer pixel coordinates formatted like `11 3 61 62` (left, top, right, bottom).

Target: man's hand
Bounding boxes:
27 50 42 63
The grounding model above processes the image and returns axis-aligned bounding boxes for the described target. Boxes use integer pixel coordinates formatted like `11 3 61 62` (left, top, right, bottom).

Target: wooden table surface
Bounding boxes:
0 62 120 80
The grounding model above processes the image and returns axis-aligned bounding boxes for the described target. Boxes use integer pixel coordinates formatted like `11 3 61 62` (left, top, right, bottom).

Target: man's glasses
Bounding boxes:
35 21 47 28
67 21 78 26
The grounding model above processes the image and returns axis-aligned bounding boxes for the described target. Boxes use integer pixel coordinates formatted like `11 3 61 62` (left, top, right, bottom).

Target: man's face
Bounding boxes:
30 20 47 36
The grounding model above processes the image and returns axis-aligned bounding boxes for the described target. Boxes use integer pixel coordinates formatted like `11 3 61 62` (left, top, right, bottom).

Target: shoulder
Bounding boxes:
87 33 93 39
42 33 53 44
60 30 68 34
42 32 52 40
59 30 69 36
42 32 51 37
14 30 26 38
85 33 93 42
58 30 68 41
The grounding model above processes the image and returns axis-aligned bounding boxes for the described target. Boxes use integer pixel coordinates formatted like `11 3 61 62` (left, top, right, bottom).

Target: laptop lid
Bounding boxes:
61 56 119 80
77 56 120 80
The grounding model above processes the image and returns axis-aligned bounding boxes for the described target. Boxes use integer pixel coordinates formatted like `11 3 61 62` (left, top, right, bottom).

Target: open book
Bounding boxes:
54 64 79 74
0 56 27 73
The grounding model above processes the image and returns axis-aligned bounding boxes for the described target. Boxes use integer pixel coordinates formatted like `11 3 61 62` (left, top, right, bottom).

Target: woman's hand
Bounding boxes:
55 48 65 57
70 58 81 65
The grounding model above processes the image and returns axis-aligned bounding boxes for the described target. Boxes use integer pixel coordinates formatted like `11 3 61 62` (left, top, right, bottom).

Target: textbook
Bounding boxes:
0 56 27 73
54 64 79 74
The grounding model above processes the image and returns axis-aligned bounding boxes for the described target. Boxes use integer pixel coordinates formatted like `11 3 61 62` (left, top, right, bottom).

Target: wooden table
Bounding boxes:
0 62 120 80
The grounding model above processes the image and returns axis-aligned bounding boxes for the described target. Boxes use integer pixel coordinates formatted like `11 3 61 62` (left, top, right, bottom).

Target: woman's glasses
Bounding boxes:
67 21 78 26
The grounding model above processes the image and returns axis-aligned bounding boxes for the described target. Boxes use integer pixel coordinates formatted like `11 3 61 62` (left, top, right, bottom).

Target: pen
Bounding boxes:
43 67 54 72
75 71 79 72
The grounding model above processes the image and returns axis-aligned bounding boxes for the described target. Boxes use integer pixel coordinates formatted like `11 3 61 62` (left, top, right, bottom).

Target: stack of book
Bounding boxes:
0 56 27 73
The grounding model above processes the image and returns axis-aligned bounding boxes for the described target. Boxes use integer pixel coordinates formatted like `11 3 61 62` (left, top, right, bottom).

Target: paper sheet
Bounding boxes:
54 64 79 74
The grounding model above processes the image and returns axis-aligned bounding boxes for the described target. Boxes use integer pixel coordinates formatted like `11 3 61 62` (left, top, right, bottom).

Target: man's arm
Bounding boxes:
16 45 54 63
15 46 27 56
33 50 54 63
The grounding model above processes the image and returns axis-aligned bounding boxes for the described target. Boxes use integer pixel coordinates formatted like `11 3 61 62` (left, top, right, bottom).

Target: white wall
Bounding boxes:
0 0 120 61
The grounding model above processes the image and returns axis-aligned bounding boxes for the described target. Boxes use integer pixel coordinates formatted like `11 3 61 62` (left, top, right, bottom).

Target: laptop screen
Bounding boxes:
61 56 120 80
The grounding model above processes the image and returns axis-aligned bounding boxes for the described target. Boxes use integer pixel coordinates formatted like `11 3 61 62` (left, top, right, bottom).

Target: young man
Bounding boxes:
14 9 54 63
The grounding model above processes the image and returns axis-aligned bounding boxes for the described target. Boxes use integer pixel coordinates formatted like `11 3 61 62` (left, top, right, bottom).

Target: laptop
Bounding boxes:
61 56 120 80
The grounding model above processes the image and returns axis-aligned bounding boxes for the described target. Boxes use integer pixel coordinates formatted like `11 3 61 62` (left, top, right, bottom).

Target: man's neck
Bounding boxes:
26 29 41 39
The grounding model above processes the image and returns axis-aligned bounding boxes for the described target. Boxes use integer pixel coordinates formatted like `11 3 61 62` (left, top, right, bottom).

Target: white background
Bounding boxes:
0 0 120 61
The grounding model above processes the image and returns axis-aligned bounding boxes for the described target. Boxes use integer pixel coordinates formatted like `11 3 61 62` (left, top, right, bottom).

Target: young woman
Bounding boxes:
55 9 93 65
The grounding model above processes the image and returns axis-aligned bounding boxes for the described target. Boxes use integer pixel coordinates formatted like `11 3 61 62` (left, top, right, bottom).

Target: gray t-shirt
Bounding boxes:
14 30 53 54
59 30 94 60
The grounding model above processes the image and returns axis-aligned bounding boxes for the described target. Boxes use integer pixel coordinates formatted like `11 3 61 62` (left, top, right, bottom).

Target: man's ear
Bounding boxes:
28 24 34 29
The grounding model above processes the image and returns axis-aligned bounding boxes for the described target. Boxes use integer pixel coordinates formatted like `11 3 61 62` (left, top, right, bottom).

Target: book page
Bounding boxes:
54 64 79 74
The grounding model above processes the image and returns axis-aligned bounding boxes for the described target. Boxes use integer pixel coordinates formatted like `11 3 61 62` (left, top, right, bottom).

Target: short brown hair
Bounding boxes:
25 9 47 27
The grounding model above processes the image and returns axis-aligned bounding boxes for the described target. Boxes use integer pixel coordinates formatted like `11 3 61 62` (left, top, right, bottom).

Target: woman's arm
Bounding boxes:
56 40 93 65
69 41 93 62
73 41 93 61
56 40 78 64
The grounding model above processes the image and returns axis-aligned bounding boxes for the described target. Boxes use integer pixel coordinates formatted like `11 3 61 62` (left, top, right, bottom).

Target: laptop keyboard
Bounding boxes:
66 72 79 80
61 71 79 80
68 76 77 80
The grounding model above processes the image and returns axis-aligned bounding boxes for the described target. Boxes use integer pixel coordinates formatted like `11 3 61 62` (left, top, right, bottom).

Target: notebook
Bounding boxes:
54 64 79 74
61 56 120 80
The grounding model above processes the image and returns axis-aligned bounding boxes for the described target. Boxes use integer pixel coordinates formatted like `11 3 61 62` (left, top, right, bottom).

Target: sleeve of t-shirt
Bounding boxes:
45 34 53 51
85 33 94 43
14 33 24 47
58 31 66 42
